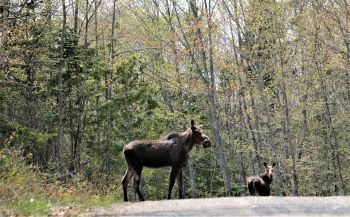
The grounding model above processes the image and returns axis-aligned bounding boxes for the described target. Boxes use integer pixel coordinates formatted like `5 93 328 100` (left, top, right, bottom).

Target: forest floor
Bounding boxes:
81 196 350 217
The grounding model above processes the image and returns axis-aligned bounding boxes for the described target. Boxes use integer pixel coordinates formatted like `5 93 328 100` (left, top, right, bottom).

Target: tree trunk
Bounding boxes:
227 0 262 174
171 0 206 82
313 20 346 194
94 0 101 146
74 0 79 35
320 77 346 194
104 0 117 176
298 48 308 160
237 97 247 183
237 76 261 172
187 154 198 198
171 0 231 196
204 0 232 196
280 57 299 195
57 0 67 169
248 85 262 158
1 0 10 129
0 0 9 46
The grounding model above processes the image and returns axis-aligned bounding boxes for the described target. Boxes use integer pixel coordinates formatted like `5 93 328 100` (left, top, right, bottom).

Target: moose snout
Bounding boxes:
202 136 211 148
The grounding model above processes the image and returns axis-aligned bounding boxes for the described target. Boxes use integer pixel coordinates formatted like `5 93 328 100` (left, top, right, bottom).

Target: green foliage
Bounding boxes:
3 199 50 216
0 149 45 211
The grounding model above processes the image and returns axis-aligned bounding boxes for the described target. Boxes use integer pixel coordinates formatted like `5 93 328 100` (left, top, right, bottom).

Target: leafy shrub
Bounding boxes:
0 149 44 202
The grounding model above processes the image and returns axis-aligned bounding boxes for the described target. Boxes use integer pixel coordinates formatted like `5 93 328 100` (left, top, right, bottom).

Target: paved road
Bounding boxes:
84 197 350 216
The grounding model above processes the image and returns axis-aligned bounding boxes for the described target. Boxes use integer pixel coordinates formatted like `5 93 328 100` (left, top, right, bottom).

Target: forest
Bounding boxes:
0 0 349 212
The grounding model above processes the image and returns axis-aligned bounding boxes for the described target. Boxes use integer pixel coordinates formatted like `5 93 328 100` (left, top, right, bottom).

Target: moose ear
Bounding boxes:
272 161 277 167
191 120 195 128
263 162 267 167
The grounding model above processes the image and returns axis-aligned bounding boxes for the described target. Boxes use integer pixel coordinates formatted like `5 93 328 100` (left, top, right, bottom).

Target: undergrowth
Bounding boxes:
0 149 121 216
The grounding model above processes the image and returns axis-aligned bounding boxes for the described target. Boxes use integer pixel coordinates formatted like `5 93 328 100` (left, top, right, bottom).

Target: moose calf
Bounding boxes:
247 161 276 196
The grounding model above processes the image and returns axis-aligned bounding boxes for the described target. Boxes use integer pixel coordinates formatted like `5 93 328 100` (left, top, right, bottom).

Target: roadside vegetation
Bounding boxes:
0 150 120 216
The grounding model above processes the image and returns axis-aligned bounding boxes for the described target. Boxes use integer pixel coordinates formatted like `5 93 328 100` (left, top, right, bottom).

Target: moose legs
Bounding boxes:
133 167 145 201
248 180 256 196
124 165 184 201
177 168 183 199
122 167 133 202
168 166 178 199
168 166 183 200
122 166 144 202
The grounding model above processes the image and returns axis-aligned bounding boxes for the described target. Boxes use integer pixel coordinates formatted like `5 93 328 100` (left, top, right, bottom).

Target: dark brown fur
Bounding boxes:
122 120 211 201
247 162 276 196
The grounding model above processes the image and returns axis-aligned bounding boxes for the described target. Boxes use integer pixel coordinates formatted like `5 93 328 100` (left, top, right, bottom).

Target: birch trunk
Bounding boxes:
280 56 299 195
94 0 101 146
204 0 232 196
58 0 67 167
104 0 117 176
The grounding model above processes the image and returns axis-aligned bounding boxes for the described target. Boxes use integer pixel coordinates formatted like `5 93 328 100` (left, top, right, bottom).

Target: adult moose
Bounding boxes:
247 161 276 196
122 120 211 202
